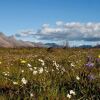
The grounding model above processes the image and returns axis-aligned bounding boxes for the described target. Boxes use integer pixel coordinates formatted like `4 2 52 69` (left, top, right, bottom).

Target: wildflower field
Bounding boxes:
0 48 100 100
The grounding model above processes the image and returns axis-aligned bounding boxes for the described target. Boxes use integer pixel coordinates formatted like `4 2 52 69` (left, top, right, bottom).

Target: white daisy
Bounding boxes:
30 93 34 97
21 77 28 85
38 59 45 66
27 63 32 67
76 76 80 80
39 67 43 74
29 68 33 71
67 94 71 99
33 71 38 75
70 90 76 95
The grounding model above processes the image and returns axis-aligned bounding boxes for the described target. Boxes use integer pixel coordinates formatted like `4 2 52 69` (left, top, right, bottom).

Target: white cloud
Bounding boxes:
56 21 64 26
15 29 35 37
42 24 49 28
15 22 100 42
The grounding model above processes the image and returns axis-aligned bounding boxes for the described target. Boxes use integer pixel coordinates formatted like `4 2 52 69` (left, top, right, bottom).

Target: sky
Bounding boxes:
0 0 100 46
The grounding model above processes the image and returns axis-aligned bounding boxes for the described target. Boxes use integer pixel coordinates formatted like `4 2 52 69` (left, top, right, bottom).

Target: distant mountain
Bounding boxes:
0 32 34 48
78 45 93 48
33 42 46 47
94 45 100 48
44 43 61 48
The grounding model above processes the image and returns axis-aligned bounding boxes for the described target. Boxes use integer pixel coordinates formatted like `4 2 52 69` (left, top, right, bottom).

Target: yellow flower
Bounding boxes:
21 60 26 64
0 62 2 64
98 55 100 58
13 81 18 85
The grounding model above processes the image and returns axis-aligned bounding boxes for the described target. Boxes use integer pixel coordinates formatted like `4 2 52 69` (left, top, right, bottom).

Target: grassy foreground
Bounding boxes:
0 48 100 100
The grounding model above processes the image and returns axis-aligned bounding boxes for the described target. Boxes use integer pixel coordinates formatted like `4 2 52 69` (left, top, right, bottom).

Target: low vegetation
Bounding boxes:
0 48 100 100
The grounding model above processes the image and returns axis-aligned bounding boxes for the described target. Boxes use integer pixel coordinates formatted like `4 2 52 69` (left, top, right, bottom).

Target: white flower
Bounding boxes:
34 67 37 70
39 67 43 74
33 71 38 75
29 68 33 71
71 63 75 67
53 61 59 68
76 76 80 80
30 93 34 97
13 82 18 85
5 73 8 76
70 90 76 95
27 63 32 67
3 72 9 76
21 77 28 84
38 59 43 62
38 59 45 66
21 70 24 73
67 94 71 99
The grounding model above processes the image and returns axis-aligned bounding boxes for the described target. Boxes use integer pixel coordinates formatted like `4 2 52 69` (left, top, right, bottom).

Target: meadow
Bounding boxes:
0 48 100 100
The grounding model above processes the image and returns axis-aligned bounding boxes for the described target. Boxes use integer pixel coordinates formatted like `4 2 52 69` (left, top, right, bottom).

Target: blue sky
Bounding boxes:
0 0 100 46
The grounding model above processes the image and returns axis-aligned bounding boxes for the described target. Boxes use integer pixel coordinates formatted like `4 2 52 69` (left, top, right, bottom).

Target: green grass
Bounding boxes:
0 48 100 100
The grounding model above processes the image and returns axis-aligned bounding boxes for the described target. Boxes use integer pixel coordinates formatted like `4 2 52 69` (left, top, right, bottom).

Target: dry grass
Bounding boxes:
0 48 100 99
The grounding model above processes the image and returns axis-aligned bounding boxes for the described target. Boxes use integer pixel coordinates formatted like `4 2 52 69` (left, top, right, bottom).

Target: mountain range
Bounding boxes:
0 32 99 48
0 32 35 48
0 32 62 48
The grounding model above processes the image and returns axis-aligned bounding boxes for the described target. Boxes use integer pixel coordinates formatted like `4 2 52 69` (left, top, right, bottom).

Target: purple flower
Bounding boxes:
96 58 100 63
87 74 95 81
85 62 94 68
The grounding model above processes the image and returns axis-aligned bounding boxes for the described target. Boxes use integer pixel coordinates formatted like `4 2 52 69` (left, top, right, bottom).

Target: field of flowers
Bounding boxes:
0 48 100 100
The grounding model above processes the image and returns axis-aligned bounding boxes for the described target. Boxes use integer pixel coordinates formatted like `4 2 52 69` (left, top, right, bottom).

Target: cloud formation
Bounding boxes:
15 29 35 37
15 21 100 42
